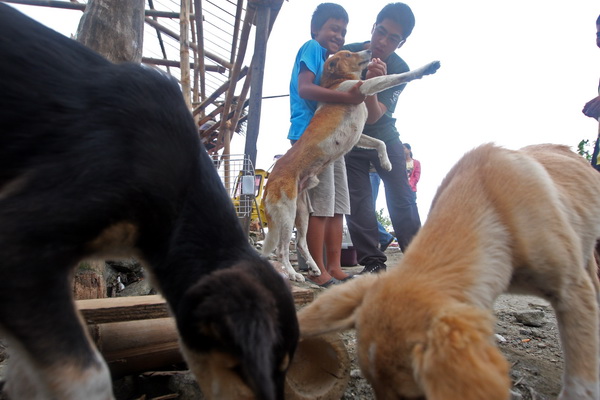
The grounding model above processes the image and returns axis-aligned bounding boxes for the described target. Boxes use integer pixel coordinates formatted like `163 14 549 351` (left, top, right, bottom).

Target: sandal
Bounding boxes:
308 277 341 288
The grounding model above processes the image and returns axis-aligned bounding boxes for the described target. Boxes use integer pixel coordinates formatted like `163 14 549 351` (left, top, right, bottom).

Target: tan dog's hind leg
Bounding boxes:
277 213 304 282
355 134 391 171
554 272 600 399
295 190 321 277
263 196 305 281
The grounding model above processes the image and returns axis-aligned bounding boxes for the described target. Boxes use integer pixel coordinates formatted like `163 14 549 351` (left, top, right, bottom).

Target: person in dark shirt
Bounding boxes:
583 14 600 171
343 2 421 274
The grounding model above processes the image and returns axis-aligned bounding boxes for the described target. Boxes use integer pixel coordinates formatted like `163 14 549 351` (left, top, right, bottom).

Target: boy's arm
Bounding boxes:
298 68 365 104
364 58 388 124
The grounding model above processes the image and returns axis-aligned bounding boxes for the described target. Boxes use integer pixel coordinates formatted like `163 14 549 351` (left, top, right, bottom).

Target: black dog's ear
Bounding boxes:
175 265 292 400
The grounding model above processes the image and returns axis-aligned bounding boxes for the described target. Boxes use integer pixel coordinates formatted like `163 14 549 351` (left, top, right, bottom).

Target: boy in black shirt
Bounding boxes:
343 2 421 274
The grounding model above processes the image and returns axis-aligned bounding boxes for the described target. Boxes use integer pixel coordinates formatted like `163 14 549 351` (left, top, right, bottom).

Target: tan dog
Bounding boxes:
299 143 600 399
262 50 440 281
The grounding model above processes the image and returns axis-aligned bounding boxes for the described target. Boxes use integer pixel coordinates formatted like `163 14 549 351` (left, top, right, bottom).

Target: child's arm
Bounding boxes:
298 68 365 104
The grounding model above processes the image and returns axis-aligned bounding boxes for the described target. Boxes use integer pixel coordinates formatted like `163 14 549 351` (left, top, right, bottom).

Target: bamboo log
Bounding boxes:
88 318 182 377
285 334 350 400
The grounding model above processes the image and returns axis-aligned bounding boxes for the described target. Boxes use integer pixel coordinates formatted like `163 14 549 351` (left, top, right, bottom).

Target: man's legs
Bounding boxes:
370 171 395 247
378 139 421 252
345 149 386 269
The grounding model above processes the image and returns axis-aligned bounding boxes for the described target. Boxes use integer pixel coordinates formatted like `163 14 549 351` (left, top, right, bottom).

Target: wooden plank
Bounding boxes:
77 295 170 324
291 285 314 307
77 286 314 324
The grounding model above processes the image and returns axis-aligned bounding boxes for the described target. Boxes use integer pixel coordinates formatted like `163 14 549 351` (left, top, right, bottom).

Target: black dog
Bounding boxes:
0 4 298 399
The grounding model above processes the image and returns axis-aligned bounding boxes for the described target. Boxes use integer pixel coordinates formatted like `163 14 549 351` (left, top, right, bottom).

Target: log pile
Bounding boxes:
75 285 349 399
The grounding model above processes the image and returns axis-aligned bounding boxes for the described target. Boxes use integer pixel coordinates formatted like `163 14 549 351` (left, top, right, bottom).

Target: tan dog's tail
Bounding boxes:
412 304 511 400
261 185 278 257
261 213 277 257
261 180 297 258
298 274 378 337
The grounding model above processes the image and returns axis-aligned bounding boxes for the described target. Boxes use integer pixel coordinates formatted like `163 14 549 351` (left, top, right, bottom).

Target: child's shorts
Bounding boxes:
307 156 350 217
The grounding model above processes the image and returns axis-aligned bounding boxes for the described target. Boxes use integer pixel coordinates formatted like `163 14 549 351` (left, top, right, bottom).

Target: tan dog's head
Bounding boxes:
298 273 510 400
320 49 371 88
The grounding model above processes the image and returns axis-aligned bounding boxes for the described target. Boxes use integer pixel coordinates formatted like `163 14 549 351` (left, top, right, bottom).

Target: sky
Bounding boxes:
11 0 600 222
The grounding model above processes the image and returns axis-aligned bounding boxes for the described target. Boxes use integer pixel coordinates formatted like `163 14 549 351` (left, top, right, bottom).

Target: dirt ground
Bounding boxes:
300 246 564 400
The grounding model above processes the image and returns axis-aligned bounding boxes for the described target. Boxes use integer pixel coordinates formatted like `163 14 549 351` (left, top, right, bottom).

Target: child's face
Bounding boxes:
370 18 405 60
313 18 347 55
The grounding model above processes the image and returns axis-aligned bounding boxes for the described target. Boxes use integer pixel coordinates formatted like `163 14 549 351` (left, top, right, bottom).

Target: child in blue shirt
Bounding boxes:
287 3 365 286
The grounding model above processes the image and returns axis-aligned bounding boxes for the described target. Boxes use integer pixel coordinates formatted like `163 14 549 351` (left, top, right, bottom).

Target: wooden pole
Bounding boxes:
193 0 207 107
244 3 270 167
220 5 255 162
180 0 191 109
76 0 145 64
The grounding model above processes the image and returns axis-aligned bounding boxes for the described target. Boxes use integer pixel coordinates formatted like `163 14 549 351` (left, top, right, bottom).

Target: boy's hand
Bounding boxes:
366 58 387 79
346 81 366 104
583 95 600 120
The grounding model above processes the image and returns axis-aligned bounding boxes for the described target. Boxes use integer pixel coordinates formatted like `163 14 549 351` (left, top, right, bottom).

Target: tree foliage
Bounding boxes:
577 139 593 161
376 208 392 230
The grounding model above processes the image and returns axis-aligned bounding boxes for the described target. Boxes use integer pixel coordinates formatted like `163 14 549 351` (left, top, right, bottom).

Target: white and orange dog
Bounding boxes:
299 143 600 400
262 50 440 281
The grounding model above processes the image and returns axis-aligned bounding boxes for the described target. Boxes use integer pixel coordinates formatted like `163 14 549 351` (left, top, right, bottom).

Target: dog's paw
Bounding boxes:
381 159 392 171
422 60 441 76
307 267 322 277
291 272 305 282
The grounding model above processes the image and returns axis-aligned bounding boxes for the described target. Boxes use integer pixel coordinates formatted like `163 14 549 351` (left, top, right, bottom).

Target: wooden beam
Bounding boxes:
192 66 248 116
2 0 192 18
76 285 314 326
144 17 233 70
77 295 170 324
142 57 225 73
